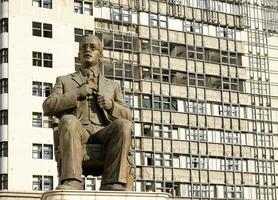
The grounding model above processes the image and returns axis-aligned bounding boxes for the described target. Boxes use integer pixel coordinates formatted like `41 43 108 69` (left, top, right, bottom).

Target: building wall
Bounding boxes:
0 0 277 199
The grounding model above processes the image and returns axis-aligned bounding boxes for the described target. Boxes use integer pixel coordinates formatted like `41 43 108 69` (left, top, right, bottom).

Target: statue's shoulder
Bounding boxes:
57 71 79 81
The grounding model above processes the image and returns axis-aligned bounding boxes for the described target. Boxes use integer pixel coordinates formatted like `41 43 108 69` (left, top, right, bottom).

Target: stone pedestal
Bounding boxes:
0 191 42 200
41 191 170 200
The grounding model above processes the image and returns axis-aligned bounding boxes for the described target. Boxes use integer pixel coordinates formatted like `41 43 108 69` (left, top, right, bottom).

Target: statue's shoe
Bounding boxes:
56 180 82 190
99 183 126 191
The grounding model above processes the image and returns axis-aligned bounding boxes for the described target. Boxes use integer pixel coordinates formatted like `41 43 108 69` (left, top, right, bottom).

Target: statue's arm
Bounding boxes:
108 82 132 121
43 76 78 116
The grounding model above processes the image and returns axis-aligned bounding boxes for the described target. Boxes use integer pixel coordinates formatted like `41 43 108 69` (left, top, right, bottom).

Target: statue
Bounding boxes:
43 35 133 191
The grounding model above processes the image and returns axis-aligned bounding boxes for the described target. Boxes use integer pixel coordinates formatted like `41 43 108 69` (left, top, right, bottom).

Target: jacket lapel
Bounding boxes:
98 74 107 95
71 71 86 87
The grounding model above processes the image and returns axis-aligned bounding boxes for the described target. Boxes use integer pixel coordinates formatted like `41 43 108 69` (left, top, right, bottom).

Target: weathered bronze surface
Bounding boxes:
43 35 133 191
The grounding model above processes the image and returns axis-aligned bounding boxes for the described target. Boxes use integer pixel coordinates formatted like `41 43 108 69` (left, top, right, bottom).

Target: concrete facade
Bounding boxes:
0 0 277 199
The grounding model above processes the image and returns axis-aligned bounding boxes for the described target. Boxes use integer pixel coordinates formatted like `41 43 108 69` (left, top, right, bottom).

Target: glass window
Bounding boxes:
32 22 42 36
32 175 42 190
0 174 8 190
32 82 42 96
32 112 42 127
43 82 52 97
43 176 53 191
0 142 8 157
0 110 8 125
43 23 52 38
84 2 92 15
33 52 42 66
43 145 53 159
74 28 83 42
32 144 42 159
0 48 8 63
43 115 52 128
143 95 151 108
74 1 82 14
43 53 52 67
33 0 41 7
150 14 158 27
43 0 52 9
0 78 8 94
0 18 8 33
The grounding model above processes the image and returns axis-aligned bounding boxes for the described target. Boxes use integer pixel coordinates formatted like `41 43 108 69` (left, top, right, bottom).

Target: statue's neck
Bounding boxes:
80 64 100 78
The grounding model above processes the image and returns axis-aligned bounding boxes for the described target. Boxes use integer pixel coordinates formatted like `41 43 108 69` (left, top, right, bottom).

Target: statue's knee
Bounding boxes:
113 119 131 129
113 119 132 138
59 115 79 128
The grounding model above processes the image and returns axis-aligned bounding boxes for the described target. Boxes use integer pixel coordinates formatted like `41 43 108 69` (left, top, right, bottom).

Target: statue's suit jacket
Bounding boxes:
43 71 132 131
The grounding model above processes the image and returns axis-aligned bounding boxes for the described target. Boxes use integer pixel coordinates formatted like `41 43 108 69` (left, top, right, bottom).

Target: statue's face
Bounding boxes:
79 36 102 68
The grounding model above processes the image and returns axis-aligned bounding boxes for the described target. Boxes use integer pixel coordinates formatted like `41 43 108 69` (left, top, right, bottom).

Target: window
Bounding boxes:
0 78 7 94
222 159 241 171
32 175 53 191
43 83 52 97
32 82 42 96
0 142 8 157
150 14 158 27
32 112 52 128
33 52 42 66
33 52 52 68
32 81 52 97
219 104 239 117
0 48 8 63
0 110 8 125
225 186 242 198
32 144 53 159
32 112 42 127
32 22 42 36
43 53 52 68
43 23 52 38
32 22 52 38
0 174 8 190
154 125 162 137
143 124 152 136
74 28 93 42
0 18 8 33
74 1 93 16
112 8 131 22
143 95 151 109
33 0 52 9
43 145 53 159
184 21 202 33
187 101 206 114
84 2 93 15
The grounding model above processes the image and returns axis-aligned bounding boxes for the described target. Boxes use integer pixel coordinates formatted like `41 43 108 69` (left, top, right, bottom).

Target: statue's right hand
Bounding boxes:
76 84 97 100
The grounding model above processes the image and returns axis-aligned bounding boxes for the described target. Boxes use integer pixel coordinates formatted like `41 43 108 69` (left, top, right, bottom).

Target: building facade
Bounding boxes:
0 0 278 199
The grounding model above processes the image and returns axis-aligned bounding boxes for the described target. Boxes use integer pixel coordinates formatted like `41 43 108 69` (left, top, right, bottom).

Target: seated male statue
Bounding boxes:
43 35 132 191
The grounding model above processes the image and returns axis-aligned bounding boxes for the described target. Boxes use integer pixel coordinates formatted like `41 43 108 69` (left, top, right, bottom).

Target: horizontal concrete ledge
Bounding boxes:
42 191 170 200
0 191 42 199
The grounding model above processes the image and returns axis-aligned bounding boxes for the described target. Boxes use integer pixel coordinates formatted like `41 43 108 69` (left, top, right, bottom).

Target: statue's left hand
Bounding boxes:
97 94 113 111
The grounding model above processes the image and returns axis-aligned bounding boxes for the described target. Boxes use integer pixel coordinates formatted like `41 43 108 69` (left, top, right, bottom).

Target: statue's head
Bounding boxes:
78 35 103 68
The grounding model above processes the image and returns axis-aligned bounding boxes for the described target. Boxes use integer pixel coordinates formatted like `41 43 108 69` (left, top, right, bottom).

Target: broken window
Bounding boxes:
171 71 187 85
170 43 186 58
143 124 152 136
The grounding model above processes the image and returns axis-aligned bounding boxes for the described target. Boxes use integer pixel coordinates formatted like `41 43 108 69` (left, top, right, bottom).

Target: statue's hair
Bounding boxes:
79 34 103 53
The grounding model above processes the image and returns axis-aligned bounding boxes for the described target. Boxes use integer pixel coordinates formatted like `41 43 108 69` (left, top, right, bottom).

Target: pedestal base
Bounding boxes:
0 191 42 200
41 191 170 200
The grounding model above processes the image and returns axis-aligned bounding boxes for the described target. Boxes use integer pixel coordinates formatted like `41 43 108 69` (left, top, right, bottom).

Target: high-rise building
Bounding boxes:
0 0 278 199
